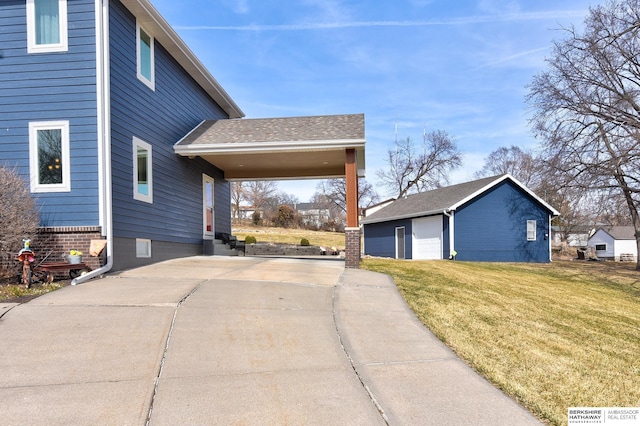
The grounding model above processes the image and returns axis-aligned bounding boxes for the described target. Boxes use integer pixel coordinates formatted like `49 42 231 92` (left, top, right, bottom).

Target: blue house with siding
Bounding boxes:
361 174 560 262
0 0 245 277
1 0 368 279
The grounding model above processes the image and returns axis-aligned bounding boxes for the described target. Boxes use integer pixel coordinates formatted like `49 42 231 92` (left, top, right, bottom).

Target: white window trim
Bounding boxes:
133 137 153 203
135 238 152 258
136 21 155 91
527 220 537 241
29 120 71 193
26 0 68 54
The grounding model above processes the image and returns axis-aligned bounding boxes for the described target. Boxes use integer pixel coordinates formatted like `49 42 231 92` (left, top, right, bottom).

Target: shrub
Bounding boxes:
273 205 296 228
245 235 257 244
0 167 40 277
252 211 261 226
300 238 310 246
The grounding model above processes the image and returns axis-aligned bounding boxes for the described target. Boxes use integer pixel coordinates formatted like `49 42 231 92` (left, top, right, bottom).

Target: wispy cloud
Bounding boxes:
474 46 551 70
175 10 586 31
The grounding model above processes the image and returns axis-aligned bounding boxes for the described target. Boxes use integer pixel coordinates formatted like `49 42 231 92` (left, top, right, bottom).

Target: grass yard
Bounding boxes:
0 280 65 303
232 224 345 249
361 258 640 426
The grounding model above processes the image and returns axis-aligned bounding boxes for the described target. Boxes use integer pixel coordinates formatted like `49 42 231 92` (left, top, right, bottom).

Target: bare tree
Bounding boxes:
377 130 462 198
314 178 380 213
243 181 279 213
0 167 39 276
474 145 543 188
527 0 640 268
230 181 245 219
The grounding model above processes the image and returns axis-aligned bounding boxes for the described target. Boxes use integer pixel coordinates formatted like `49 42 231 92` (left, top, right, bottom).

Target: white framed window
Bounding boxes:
27 0 68 54
136 22 155 90
527 220 537 241
203 174 214 238
136 238 152 258
133 137 153 203
29 121 71 193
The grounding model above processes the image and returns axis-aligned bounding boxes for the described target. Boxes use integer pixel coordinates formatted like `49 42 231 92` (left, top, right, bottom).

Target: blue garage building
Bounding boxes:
362 174 560 263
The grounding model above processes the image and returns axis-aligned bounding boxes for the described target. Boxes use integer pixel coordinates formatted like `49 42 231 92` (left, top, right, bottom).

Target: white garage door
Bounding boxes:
412 216 442 260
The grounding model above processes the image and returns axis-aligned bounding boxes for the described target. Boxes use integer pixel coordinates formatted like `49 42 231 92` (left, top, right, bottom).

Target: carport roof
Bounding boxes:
174 114 366 180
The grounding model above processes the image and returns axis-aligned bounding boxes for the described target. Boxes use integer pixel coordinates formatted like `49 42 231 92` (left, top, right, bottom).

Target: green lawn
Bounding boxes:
361 258 640 426
232 224 345 249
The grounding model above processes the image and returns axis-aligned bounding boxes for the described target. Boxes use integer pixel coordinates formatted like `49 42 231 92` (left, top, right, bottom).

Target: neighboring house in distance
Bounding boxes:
237 205 258 221
1 0 367 276
293 203 331 227
588 226 638 261
551 226 592 247
361 174 560 262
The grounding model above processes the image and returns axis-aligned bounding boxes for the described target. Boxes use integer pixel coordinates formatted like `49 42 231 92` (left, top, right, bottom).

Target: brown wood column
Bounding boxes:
345 148 360 268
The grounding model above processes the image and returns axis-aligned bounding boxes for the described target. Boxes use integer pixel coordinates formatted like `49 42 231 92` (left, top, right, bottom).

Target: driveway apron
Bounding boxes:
0 256 541 425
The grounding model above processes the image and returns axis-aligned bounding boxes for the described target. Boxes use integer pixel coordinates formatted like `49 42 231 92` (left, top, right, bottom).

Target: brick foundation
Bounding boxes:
34 227 106 278
345 227 361 269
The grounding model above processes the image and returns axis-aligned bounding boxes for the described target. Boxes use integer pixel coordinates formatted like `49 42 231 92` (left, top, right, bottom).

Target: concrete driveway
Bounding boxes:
0 256 541 425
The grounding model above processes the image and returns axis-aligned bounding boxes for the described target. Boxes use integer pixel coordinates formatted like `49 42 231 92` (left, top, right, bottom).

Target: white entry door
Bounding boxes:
203 174 214 238
412 216 442 260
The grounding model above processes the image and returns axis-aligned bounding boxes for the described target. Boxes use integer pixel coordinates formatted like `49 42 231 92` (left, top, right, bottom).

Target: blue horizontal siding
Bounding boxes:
454 180 551 262
110 0 231 245
363 219 413 259
0 0 99 228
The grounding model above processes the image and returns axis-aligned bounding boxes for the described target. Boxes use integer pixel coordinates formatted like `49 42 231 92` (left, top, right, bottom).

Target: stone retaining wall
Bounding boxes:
246 243 329 257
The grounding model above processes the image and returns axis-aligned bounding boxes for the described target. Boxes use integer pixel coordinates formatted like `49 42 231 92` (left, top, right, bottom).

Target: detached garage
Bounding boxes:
361 174 560 263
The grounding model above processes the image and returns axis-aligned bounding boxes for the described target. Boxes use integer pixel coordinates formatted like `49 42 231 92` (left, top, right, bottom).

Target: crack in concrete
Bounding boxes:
145 281 203 426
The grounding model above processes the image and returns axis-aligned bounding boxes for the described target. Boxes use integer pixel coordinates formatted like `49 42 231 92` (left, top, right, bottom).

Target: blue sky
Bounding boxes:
151 0 594 201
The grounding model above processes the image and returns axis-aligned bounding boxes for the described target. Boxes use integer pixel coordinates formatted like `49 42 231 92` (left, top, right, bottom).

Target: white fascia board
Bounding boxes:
121 0 244 119
361 210 446 225
449 174 561 217
174 139 367 156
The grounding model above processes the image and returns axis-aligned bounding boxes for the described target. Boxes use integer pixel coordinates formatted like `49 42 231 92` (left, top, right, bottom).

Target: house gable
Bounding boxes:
454 179 552 262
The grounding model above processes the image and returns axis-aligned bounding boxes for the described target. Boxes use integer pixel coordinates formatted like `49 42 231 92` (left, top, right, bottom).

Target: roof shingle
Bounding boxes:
176 114 365 146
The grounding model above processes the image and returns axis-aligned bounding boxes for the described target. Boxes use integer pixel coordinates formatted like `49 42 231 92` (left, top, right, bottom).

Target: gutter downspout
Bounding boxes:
73 0 112 285
443 210 455 259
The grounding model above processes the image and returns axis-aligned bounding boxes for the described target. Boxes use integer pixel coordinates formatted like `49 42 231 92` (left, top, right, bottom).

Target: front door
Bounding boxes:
203 174 214 238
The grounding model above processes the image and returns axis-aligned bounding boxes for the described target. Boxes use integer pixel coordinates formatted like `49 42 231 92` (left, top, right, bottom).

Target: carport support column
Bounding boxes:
345 148 360 269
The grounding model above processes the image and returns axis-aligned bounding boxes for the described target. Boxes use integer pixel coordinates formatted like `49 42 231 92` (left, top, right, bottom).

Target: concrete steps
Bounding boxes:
203 239 241 257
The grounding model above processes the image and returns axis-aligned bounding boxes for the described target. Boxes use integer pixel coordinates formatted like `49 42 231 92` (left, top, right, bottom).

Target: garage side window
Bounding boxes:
526 220 537 241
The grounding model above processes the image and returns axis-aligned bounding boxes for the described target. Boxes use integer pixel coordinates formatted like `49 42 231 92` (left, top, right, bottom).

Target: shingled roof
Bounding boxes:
361 174 559 224
176 114 365 147
596 226 636 240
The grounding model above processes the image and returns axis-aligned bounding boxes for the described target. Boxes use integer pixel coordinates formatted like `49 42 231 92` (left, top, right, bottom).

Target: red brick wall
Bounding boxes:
34 227 106 273
345 227 361 269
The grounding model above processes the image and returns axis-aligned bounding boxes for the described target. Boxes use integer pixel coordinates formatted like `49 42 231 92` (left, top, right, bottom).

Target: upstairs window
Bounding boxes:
29 121 71 193
526 220 537 241
137 22 155 90
27 0 68 53
133 137 153 203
